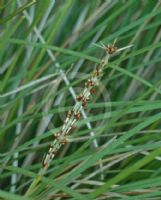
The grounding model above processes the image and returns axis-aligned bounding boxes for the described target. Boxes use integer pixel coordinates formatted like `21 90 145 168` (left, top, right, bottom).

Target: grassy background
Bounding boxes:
1 0 161 199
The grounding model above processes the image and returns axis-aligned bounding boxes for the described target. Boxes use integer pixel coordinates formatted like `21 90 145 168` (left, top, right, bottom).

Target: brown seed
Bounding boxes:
90 88 95 94
106 45 117 54
71 124 77 131
85 79 95 88
60 137 68 144
52 149 58 155
93 67 100 76
101 59 106 66
74 111 81 120
76 95 83 101
82 100 87 107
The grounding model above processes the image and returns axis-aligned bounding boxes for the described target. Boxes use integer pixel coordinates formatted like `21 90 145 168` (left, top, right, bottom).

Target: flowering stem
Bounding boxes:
25 42 123 196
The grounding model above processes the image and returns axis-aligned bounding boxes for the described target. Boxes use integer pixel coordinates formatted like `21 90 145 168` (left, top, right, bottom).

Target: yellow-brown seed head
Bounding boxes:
106 44 118 54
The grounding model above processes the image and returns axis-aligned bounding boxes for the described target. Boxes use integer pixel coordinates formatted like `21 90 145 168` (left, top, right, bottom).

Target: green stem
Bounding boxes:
25 170 43 196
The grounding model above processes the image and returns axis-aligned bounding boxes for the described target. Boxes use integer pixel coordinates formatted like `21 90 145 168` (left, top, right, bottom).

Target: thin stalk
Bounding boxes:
25 42 131 197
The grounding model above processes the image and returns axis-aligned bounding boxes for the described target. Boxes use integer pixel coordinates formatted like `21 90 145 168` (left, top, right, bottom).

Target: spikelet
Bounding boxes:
40 41 124 174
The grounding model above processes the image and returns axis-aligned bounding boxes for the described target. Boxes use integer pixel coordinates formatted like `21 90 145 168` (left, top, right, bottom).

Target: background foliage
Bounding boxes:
1 0 161 199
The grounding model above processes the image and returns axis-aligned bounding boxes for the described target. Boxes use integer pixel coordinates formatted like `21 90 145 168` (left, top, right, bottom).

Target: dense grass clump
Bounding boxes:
0 1 161 199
